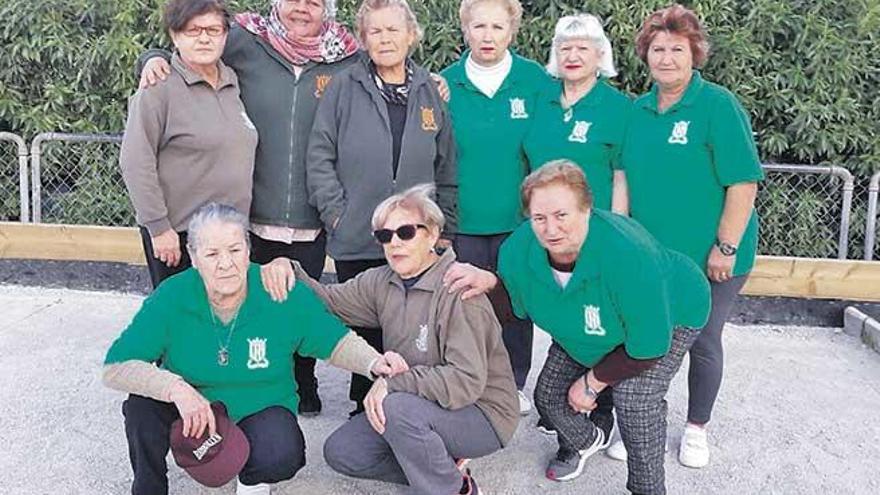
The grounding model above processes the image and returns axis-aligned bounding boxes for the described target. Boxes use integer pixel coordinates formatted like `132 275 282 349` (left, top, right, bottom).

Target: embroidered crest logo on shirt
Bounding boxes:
568 121 592 143
415 324 429 352
583 305 607 336
247 338 270 369
563 107 574 123
314 74 332 98
668 121 691 145
421 106 439 132
509 98 529 119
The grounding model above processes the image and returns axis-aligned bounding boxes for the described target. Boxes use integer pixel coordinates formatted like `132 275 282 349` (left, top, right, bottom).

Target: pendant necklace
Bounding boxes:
210 309 239 366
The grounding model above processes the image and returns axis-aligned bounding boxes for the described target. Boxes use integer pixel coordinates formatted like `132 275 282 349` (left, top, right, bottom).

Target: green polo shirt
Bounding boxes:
442 52 551 234
105 264 349 421
498 210 710 368
622 71 764 276
523 78 632 210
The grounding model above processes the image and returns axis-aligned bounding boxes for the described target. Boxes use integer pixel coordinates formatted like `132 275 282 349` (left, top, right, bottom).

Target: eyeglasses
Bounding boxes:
373 224 428 244
180 25 227 38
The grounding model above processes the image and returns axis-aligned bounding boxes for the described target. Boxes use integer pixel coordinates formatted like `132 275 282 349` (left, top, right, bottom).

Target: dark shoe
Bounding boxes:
545 429 605 482
298 389 322 417
590 411 614 449
348 404 365 418
458 468 481 495
536 416 557 436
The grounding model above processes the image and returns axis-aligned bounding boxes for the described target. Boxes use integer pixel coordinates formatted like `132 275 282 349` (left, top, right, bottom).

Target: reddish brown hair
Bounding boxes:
635 4 710 67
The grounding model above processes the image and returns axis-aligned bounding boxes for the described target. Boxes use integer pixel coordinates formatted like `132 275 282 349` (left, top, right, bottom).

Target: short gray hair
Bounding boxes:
186 203 250 255
355 0 424 49
459 0 523 37
371 184 445 232
546 14 617 79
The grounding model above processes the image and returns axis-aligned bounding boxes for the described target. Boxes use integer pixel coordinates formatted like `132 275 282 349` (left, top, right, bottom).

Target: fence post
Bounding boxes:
832 166 854 260
29 133 56 223
0 132 29 222
866 171 880 261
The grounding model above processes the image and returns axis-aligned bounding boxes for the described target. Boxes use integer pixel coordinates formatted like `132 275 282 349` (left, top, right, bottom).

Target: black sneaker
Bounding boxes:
349 404 365 418
545 429 605 482
298 389 322 417
536 417 557 436
458 468 481 495
590 411 614 449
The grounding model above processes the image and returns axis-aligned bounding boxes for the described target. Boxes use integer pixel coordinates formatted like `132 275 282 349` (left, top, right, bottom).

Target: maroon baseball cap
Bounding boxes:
170 402 250 487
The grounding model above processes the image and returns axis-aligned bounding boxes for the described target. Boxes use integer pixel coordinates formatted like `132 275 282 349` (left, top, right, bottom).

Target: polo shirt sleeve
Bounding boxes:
497 238 528 320
104 291 170 365
289 284 351 361
610 247 673 360
611 100 633 171
709 90 764 186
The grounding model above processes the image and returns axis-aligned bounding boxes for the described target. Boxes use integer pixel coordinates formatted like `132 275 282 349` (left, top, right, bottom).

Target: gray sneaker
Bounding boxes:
545 429 605 482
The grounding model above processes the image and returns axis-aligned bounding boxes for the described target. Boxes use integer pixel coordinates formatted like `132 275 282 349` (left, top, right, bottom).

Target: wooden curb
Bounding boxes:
1 222 878 302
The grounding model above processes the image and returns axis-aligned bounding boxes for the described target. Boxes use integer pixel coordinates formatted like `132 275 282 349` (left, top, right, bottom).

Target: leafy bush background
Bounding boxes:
0 0 878 257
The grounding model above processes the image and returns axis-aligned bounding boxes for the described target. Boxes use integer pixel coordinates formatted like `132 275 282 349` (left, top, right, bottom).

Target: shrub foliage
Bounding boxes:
0 0 877 257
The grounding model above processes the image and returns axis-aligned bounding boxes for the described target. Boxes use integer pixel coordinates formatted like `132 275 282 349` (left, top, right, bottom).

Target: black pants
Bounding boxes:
335 258 387 409
249 231 327 396
138 226 191 290
122 395 305 494
454 233 533 389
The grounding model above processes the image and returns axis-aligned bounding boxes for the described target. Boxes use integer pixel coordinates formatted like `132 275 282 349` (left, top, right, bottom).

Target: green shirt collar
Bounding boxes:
526 213 602 291
447 50 531 95
187 263 271 324
544 77 612 109
639 70 704 114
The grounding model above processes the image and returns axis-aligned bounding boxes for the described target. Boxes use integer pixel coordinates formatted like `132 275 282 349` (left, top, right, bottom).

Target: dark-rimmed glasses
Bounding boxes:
372 224 428 244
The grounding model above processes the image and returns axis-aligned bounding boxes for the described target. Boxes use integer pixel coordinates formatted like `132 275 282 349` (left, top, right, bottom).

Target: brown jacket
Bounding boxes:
295 248 519 445
120 53 258 235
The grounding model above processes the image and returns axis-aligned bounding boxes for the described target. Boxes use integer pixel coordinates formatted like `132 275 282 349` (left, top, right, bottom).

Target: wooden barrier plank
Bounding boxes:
0 222 145 265
1 222 878 301
742 256 880 302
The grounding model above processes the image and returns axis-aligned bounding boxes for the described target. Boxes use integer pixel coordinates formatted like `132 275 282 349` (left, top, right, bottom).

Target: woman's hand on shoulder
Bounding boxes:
140 57 171 89
168 381 216 439
260 257 297 303
442 262 498 300
431 73 450 102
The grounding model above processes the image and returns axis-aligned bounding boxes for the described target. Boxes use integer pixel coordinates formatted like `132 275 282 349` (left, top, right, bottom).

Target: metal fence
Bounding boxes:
755 164 854 260
3 131 880 261
30 132 131 225
866 171 880 260
0 132 29 222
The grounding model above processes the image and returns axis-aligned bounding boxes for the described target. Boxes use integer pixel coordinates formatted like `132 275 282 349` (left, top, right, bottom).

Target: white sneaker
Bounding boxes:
236 480 270 495
517 390 532 415
605 437 670 462
678 424 710 468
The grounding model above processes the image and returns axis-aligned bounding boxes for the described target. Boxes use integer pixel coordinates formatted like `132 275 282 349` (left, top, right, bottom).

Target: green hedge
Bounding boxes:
2 0 877 172
0 1 877 258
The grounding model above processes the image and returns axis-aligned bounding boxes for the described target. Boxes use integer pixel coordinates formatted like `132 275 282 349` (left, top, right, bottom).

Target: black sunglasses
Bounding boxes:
373 224 428 244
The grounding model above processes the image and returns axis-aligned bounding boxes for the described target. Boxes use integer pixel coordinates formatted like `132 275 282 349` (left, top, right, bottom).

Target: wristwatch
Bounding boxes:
715 239 738 257
583 376 600 401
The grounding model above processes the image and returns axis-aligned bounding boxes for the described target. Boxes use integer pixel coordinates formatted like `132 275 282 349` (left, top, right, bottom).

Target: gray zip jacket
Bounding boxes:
293 248 519 446
137 24 357 229
307 53 458 260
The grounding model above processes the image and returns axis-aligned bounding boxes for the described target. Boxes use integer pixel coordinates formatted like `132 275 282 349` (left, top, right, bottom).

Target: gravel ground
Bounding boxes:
0 285 878 495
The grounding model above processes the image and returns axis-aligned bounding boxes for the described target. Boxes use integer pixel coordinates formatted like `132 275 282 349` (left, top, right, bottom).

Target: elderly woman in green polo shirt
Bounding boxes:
439 0 550 417
445 161 710 494
523 14 631 214
102 203 404 495
620 4 765 469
